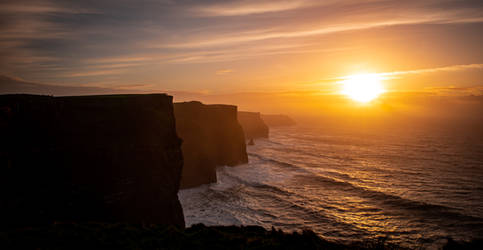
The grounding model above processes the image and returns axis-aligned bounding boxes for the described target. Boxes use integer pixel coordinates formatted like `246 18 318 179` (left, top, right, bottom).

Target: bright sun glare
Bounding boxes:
340 74 385 103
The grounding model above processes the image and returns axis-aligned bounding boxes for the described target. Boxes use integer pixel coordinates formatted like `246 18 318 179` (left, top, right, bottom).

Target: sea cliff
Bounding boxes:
261 114 296 127
0 94 185 228
174 101 248 189
237 111 269 139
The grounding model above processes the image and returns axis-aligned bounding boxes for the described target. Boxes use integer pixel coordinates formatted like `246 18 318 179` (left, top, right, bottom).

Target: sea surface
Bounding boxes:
178 124 483 248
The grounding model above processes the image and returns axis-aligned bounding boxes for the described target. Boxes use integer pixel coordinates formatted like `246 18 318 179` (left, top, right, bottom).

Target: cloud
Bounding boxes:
1 0 482 89
0 1 98 14
84 56 156 64
380 64 483 77
424 86 483 96
0 1 100 40
164 44 352 64
331 64 483 81
63 69 126 78
194 0 314 16
154 17 483 49
216 69 233 75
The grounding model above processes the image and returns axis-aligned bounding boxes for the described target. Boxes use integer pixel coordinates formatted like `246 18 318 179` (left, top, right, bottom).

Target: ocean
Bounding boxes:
178 124 483 248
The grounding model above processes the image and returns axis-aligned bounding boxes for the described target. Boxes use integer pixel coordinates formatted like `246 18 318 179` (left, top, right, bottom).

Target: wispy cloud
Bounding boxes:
84 56 157 64
154 16 483 49
331 64 483 81
216 69 233 75
380 64 483 77
165 46 352 64
0 1 99 14
63 69 126 78
0 19 70 40
194 0 314 16
1 0 482 91
0 0 100 40
426 86 483 96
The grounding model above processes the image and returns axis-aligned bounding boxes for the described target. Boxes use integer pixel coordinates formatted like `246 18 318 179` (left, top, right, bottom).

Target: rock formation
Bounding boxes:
0 94 185 228
174 101 248 189
237 111 269 139
0 223 347 249
261 114 296 127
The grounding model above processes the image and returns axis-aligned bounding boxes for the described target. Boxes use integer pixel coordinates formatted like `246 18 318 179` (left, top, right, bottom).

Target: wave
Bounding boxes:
249 147 483 225
181 126 483 247
298 173 483 223
248 152 309 172
218 166 294 197
213 167 368 235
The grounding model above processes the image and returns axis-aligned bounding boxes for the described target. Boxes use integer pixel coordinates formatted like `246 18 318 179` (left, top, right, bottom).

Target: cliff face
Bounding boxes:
174 101 248 189
0 223 345 250
237 111 269 139
261 114 296 127
0 94 185 228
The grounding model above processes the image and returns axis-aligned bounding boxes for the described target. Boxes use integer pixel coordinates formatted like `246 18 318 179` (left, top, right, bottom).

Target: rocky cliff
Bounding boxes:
174 101 248 189
237 111 269 139
261 114 296 127
0 94 185 228
0 223 349 250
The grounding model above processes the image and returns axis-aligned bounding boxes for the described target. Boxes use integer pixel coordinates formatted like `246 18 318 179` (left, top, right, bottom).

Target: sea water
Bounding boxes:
178 124 483 248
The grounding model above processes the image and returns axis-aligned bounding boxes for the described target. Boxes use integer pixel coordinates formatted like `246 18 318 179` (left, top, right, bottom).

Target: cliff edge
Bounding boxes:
174 101 248 189
237 111 269 139
0 94 185 228
261 114 296 127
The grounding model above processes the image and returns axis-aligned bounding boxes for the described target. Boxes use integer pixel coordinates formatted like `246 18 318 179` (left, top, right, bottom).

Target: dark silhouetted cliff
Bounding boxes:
0 94 185 228
261 114 296 127
0 222 423 249
174 101 248 189
237 111 269 139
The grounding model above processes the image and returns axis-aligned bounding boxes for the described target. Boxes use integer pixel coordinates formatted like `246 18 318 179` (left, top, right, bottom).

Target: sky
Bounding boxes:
1 0 483 119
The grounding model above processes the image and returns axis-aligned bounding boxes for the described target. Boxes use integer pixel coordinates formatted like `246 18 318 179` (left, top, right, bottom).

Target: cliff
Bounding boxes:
0 222 425 249
0 223 348 250
0 94 185 228
237 111 269 139
261 114 296 127
174 101 248 189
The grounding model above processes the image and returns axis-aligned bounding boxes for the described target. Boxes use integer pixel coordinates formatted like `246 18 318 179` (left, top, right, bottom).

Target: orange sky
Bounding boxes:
1 0 482 120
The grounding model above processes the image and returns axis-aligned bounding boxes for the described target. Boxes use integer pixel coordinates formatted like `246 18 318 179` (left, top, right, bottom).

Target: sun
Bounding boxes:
340 73 385 103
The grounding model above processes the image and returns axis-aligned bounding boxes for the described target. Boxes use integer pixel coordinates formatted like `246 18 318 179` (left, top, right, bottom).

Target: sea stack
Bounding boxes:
174 101 248 189
237 111 269 139
0 94 185 228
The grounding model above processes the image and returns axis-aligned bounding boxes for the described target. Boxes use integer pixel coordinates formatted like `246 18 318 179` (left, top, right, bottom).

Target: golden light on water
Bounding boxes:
340 74 386 103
